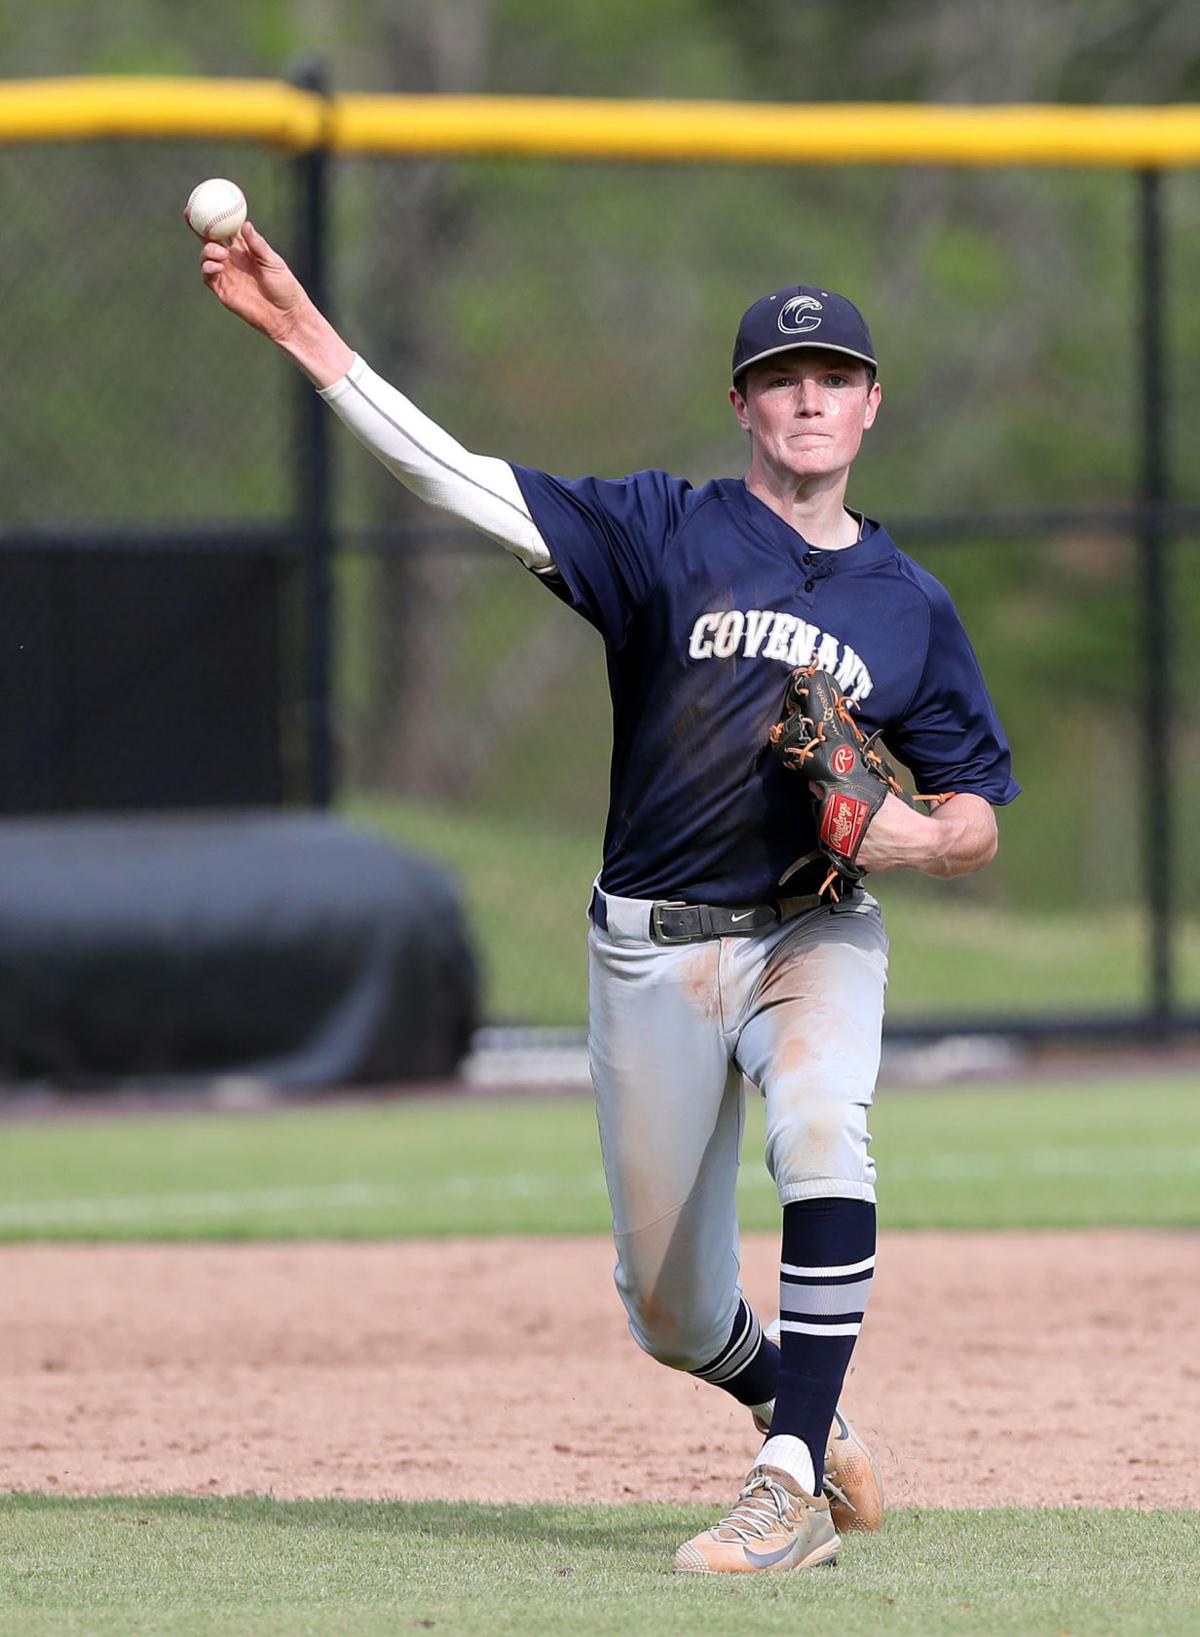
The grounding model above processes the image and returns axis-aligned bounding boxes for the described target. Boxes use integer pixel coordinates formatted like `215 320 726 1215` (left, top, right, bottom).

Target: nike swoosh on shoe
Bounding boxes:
742 1538 800 1569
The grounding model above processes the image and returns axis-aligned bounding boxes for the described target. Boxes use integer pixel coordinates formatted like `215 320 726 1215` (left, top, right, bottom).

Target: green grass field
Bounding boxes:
1 1074 1196 1240
4 1076 1196 1635
2 1496 1196 1637
349 795 1200 1025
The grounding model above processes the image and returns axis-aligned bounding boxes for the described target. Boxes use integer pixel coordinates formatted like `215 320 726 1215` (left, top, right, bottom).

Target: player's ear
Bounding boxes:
862 378 882 430
730 383 752 432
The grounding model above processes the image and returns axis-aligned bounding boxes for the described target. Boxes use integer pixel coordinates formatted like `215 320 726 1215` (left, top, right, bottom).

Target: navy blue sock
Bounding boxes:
690 1296 779 1409
769 1198 876 1487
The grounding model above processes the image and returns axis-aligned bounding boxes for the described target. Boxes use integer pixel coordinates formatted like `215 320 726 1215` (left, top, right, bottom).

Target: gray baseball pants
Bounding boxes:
587 887 888 1371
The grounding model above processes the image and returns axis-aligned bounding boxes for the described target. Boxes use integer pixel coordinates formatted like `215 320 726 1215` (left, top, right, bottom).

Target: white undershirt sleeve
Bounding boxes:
318 355 555 571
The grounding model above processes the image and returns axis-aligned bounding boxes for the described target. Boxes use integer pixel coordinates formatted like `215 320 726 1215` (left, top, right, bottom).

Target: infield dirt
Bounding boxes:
5 1231 1197 1509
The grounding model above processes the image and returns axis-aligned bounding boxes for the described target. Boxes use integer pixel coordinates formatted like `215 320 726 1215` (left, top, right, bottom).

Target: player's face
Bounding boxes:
730 352 881 482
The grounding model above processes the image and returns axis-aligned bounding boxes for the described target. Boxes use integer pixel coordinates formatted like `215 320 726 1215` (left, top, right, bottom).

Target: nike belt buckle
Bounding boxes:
649 901 699 944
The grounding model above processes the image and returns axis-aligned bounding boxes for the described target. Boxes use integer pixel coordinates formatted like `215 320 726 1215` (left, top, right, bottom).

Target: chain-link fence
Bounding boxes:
2 130 1197 1034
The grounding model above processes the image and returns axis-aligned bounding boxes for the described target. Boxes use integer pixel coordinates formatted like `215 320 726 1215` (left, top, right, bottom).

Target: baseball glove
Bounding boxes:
769 664 949 899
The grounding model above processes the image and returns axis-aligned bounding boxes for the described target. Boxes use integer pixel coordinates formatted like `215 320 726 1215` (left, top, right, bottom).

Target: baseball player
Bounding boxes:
198 223 1017 1575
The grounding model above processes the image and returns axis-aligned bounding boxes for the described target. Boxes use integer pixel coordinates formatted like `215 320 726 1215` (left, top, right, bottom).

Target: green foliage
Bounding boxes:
2 1494 1197 1637
0 1076 1196 1240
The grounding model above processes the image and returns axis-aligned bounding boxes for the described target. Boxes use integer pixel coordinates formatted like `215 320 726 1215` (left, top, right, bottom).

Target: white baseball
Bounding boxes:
184 178 247 244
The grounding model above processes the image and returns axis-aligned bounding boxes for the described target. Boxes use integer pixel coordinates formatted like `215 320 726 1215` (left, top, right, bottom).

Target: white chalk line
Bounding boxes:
0 1146 1196 1229
0 1173 607 1228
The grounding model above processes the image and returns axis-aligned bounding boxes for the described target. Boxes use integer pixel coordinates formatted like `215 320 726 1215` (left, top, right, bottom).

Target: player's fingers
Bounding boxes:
242 221 277 263
202 241 230 264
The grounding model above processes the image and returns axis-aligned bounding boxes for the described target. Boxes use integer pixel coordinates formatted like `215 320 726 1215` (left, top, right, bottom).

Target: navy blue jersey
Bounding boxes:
512 467 1019 905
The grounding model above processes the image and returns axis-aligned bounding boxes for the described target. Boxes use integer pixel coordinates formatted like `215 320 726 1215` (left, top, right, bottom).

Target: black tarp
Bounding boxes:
0 813 478 1089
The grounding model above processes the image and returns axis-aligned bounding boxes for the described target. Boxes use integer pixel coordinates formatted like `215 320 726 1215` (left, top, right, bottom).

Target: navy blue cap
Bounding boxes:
732 285 876 384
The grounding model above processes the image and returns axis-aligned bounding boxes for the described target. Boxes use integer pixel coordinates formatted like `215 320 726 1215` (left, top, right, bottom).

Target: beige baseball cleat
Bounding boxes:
823 1406 884 1532
749 1402 884 1532
673 1464 840 1574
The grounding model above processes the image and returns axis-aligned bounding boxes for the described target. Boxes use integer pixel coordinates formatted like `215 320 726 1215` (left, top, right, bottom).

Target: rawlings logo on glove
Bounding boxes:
769 662 951 899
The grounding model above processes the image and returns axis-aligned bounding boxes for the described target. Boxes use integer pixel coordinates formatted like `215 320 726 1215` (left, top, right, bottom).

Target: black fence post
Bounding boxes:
1136 168 1173 1039
290 60 335 808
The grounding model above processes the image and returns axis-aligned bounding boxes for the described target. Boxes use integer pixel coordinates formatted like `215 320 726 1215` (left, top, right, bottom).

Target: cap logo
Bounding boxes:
778 295 823 336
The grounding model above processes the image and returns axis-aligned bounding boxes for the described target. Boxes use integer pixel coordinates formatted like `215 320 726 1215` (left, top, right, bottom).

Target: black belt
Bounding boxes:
590 886 844 944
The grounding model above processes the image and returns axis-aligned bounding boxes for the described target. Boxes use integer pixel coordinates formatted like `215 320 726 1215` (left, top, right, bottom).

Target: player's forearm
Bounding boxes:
921 793 998 877
315 355 554 571
274 297 356 389
858 792 997 878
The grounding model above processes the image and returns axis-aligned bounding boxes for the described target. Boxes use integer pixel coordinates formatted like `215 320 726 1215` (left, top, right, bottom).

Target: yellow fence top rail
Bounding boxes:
2 78 1198 167
336 94 1200 168
0 77 327 149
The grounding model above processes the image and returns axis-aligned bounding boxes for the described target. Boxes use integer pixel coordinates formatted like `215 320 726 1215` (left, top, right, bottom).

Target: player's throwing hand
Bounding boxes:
193 206 352 389
199 222 308 346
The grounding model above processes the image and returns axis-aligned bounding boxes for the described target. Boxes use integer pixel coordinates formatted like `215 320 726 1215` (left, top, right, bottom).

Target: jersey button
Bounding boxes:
804 578 815 593
802 552 813 564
